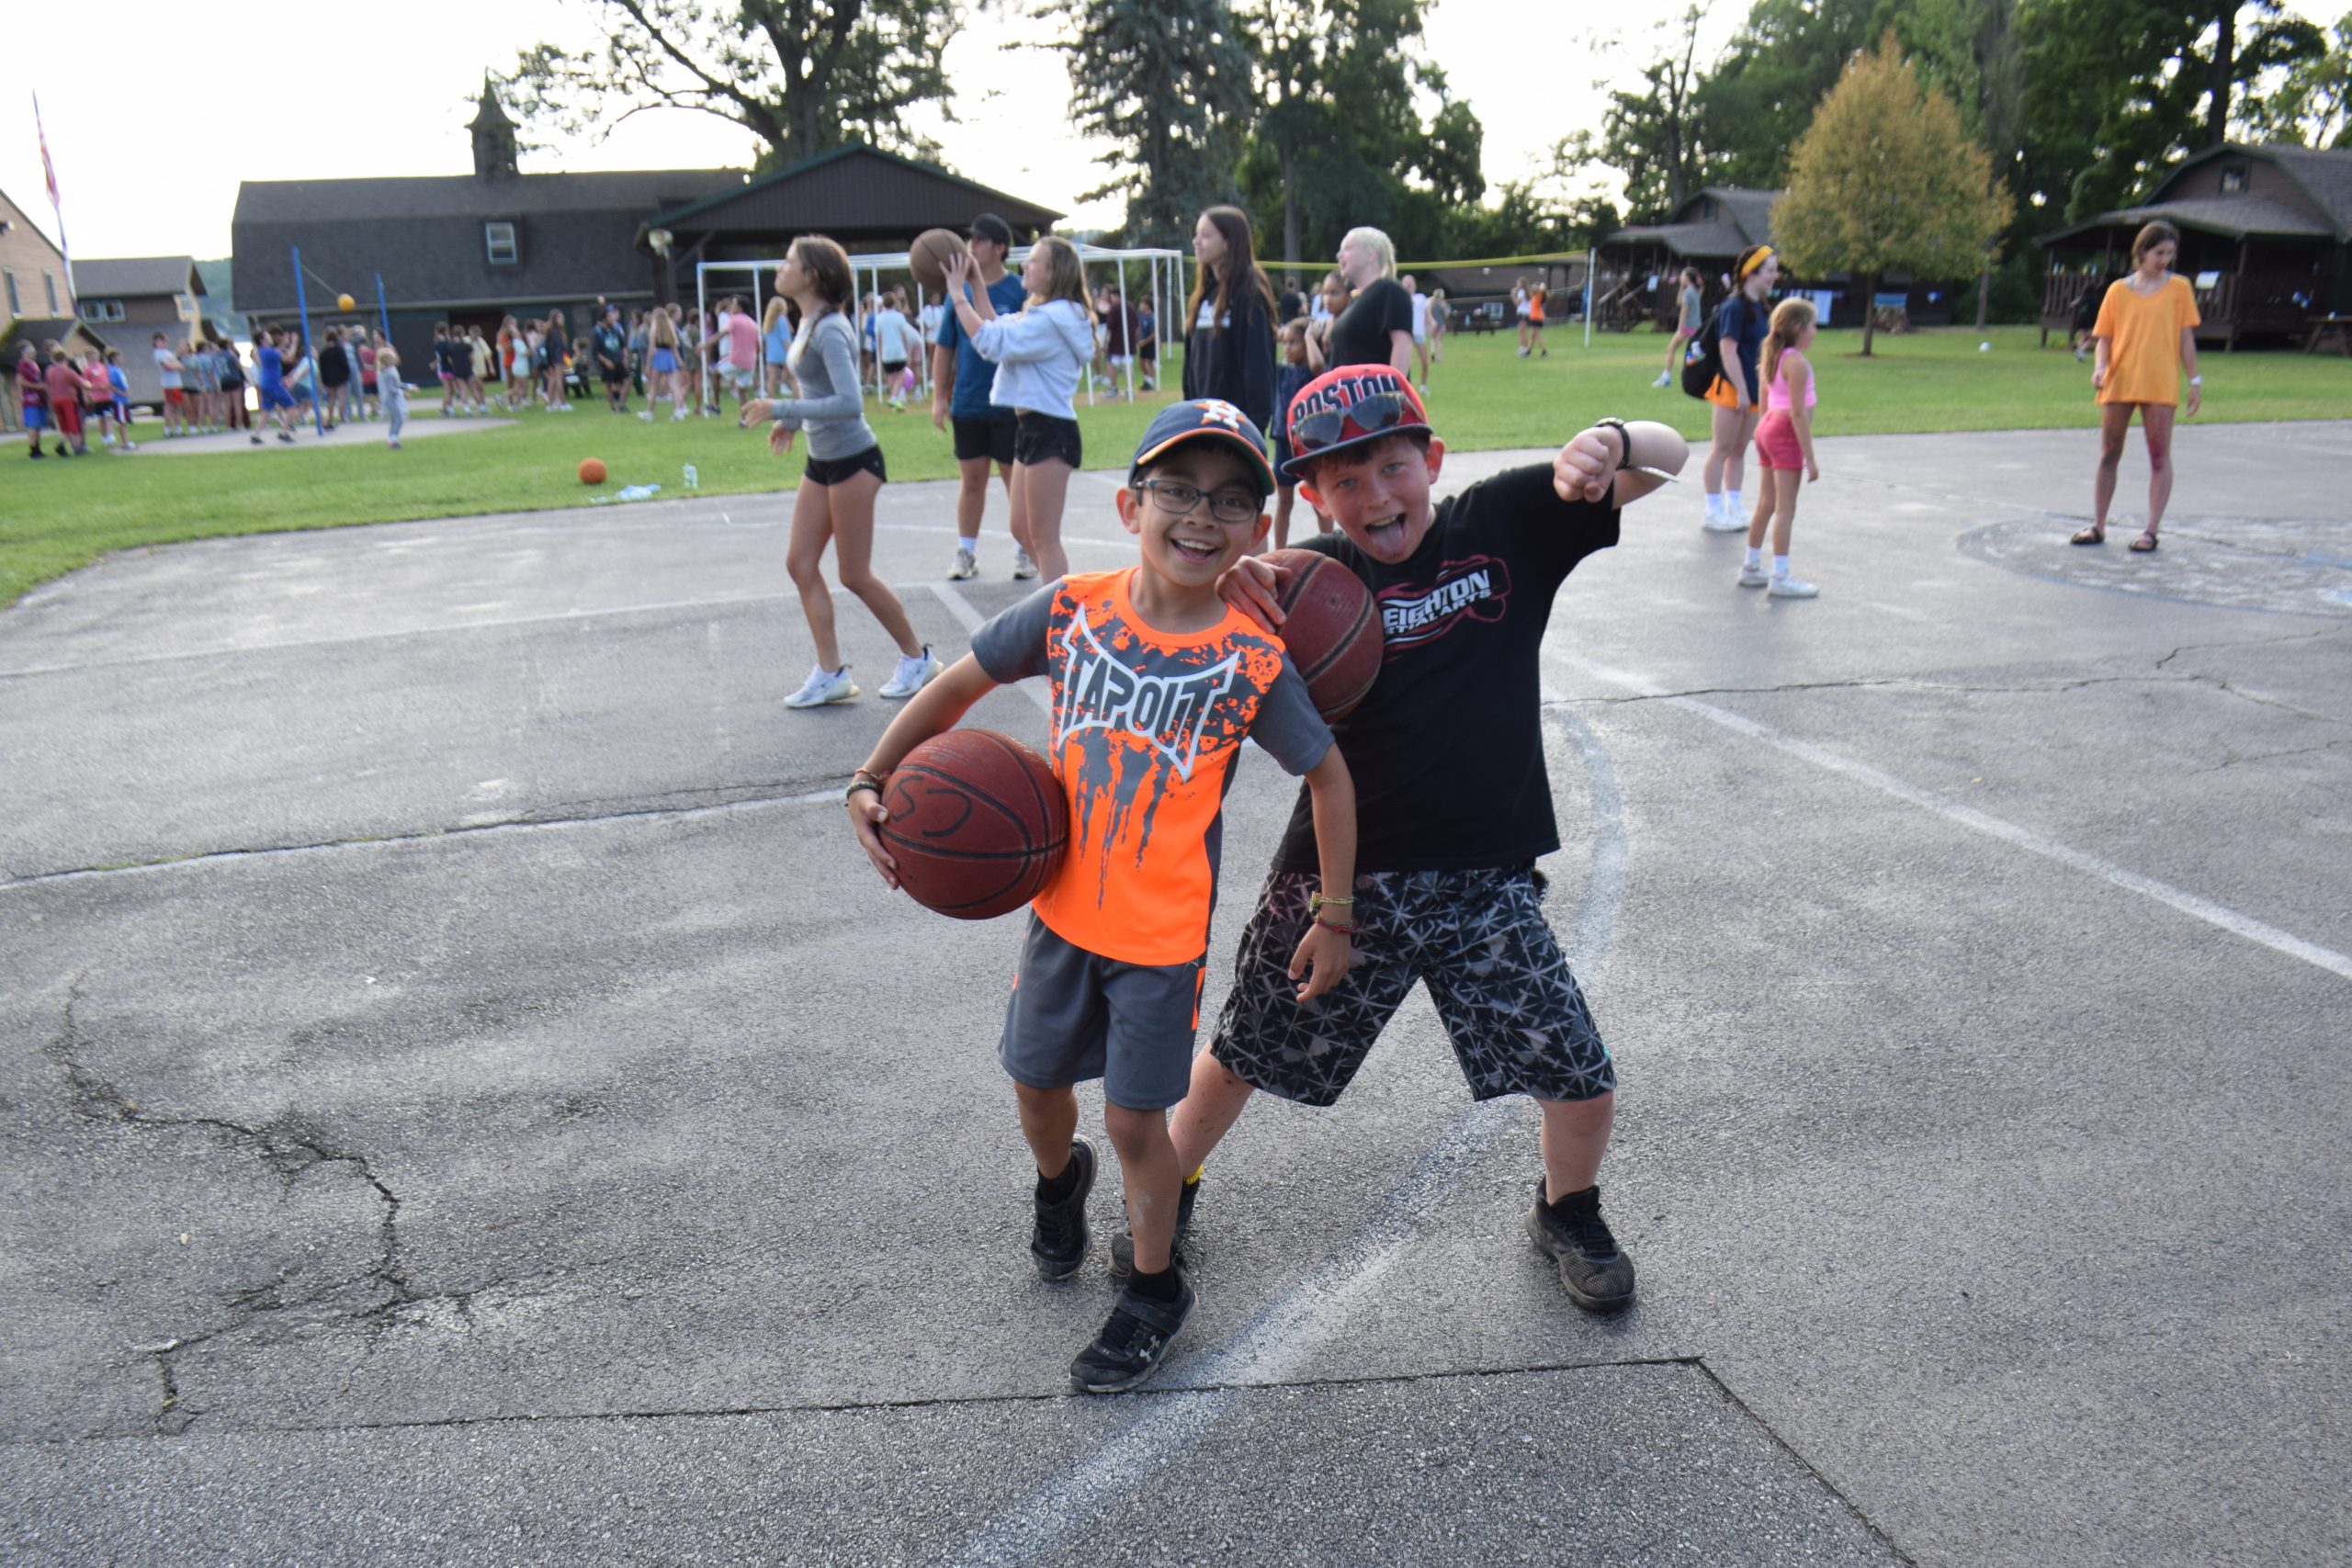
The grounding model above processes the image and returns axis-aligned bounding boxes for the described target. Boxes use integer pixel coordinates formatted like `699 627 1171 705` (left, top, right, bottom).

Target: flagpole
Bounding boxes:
33 92 74 312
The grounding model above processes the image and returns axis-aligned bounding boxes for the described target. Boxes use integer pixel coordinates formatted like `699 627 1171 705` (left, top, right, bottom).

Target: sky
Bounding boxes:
4 0 2331 265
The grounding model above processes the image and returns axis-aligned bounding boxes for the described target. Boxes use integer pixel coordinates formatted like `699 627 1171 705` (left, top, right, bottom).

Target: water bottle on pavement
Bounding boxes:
683 464 699 491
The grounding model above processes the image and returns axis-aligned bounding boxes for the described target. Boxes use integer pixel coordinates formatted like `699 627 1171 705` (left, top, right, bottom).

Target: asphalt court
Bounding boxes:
2 422 2347 1565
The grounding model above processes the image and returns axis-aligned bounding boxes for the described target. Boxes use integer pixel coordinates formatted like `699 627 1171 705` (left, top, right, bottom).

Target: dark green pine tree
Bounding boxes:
1049 0 1256 244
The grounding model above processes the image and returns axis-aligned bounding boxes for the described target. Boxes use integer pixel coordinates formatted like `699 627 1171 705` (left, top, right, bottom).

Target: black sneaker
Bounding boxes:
1070 1270 1195 1393
1106 1171 1201 1279
1523 1180 1635 1313
1030 1136 1097 1280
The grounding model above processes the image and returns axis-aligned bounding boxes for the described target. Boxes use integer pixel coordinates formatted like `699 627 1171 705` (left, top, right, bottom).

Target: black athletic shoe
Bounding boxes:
1106 1172 1201 1279
1524 1180 1635 1313
1070 1270 1196 1393
1031 1136 1098 1280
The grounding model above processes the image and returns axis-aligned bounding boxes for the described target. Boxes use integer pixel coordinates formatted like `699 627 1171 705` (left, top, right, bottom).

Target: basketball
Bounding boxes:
578 457 607 485
879 729 1069 920
337 293 356 312
1264 549 1383 719
909 228 968 296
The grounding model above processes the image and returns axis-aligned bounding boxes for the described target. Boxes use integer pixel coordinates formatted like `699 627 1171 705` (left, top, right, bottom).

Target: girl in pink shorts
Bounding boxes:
1744 299 1821 598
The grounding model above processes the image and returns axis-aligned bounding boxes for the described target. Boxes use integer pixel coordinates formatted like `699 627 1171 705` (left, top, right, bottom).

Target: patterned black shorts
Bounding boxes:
1210 864 1614 1108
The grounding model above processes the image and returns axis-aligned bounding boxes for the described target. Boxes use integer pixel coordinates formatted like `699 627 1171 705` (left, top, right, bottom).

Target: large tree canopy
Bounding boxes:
1773 32 2013 353
505 0 961 169
1049 0 1254 245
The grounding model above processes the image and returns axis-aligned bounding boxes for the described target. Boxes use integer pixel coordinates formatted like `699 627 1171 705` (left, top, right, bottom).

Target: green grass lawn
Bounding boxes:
4 323 2346 606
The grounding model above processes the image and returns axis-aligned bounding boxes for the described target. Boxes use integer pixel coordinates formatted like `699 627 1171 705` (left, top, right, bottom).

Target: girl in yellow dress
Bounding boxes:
2074 220 2203 552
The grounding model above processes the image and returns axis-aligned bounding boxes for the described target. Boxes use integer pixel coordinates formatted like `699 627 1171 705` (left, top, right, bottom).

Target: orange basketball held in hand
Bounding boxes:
578 458 607 485
909 229 969 296
1262 549 1384 719
879 730 1069 919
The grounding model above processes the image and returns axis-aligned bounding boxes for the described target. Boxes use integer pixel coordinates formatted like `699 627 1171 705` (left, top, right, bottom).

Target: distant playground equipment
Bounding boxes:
286 245 394 439
693 239 1190 411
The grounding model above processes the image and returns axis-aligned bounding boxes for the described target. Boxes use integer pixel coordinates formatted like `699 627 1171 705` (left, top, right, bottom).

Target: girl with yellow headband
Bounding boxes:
1701 244 1781 533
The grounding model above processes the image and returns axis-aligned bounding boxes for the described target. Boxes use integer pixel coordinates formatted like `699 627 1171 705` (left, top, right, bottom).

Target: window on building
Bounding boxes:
2221 165 2248 193
46 273 60 312
81 299 127 323
485 221 519 265
4 271 17 315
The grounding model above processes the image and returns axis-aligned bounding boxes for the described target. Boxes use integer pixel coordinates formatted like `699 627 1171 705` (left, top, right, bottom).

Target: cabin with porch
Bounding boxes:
2036 142 2352 350
1592 186 1955 333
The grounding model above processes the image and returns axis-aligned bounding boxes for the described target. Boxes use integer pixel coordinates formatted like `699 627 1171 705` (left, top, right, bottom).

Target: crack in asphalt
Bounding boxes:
0 780 850 893
2154 625 2348 671
0 1355 1711 1448
1692 1362 1922 1568
39 978 607 1438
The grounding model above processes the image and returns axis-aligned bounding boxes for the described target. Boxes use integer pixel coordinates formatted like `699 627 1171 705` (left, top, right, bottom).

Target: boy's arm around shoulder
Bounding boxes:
845 654 1002 888
1289 741 1357 1002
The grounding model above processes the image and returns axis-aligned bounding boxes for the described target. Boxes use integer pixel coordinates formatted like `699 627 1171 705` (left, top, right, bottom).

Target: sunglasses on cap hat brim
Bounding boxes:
1289 390 1425 457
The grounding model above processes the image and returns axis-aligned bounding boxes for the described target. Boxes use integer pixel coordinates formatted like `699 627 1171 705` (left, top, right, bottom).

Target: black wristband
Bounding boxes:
1595 417 1631 468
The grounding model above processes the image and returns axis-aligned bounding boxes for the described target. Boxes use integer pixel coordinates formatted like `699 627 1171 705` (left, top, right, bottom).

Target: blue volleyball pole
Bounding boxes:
375 273 390 347
291 244 324 436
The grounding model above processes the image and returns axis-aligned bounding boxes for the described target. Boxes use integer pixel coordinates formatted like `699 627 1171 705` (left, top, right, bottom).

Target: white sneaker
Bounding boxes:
672 409 686 423
639 410 653 423
784 663 859 708
880 647 944 699
1737 562 1770 588
1012 548 1038 581
1702 503 1747 533
1768 574 1818 599
947 547 978 581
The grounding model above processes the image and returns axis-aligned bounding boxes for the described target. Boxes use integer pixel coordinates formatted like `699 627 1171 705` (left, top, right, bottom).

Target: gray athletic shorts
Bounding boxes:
1000 916 1206 1111
1210 864 1613 1108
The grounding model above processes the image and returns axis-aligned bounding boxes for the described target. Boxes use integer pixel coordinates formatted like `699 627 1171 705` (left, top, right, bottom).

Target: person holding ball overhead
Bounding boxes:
941 235 1096 584
741 233 940 710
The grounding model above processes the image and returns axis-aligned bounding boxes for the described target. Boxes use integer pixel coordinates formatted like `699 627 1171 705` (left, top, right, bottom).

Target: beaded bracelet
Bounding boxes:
1309 893 1355 915
1315 917 1358 935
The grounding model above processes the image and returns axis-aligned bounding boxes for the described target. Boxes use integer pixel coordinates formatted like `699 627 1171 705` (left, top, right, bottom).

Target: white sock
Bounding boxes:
1704 491 1723 516
1746 546 1763 568
1773 554 1792 578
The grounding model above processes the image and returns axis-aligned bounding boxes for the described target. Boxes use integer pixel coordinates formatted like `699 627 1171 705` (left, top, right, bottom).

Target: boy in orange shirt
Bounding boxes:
847 400 1357 1393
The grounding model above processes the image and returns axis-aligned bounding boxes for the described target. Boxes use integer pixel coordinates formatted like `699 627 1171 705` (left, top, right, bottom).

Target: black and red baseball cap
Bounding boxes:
1280 365 1433 482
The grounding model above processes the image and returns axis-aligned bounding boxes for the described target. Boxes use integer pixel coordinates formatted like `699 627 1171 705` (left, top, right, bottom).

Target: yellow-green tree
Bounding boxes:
1772 32 2015 355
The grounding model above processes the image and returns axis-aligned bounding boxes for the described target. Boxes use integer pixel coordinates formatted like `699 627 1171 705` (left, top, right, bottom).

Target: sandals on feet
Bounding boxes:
2069 526 2106 546
2129 532 2160 552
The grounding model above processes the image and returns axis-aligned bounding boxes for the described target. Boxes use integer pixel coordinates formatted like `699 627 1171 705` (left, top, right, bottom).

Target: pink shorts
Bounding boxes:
1755 411 1804 470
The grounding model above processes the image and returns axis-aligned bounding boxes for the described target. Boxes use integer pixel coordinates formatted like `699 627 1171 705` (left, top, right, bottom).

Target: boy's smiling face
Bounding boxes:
1298 434 1448 563
1118 447 1270 589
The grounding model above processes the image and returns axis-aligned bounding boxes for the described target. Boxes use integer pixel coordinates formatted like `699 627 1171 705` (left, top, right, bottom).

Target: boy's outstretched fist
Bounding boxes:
1554 425 1624 503
844 781 899 888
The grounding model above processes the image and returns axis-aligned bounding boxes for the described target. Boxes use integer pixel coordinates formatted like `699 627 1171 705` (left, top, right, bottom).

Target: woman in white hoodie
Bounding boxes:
943 235 1095 582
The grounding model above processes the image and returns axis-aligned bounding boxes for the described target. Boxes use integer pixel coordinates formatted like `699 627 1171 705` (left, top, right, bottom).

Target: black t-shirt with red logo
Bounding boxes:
1275 463 1619 874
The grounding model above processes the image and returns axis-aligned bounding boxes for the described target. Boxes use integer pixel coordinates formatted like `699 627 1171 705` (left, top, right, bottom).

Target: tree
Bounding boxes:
1048 0 1255 244
1695 0 1890 191
1231 0 1486 272
1585 6 1716 220
505 0 961 169
2245 11 2352 147
1772 32 2014 355
2021 0 2323 220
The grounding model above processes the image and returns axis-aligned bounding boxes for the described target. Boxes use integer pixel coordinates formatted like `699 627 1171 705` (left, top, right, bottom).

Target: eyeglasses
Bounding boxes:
1291 391 1412 454
1136 479 1262 525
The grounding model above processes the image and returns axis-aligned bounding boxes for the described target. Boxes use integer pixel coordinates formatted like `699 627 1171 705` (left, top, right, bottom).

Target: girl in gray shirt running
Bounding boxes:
744 234 941 710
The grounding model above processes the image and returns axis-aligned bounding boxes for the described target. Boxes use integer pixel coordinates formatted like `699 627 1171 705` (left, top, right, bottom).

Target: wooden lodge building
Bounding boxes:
1592 186 1956 334
232 84 1060 372
2037 142 2352 349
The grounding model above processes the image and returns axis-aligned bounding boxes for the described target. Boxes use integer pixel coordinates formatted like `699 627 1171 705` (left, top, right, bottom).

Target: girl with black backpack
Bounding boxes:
1697 245 1780 533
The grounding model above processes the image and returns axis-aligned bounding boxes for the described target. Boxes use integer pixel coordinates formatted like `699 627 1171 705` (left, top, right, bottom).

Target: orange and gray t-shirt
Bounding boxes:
972 568 1332 966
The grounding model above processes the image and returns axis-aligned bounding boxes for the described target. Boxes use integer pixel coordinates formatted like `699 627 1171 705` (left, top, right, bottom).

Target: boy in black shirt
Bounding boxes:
1121 365 1687 1313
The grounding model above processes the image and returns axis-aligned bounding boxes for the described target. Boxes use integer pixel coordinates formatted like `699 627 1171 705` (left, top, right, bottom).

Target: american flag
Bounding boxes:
35 92 60 208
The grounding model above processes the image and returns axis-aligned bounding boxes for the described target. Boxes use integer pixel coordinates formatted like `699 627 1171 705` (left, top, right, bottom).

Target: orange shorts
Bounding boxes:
1703 373 1753 412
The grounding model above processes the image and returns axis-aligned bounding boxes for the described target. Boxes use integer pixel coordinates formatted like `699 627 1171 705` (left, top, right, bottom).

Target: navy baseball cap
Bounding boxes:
1130 400 1276 496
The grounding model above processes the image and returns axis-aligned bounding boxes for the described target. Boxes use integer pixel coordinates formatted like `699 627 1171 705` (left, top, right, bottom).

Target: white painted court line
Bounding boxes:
930 582 1053 717
1549 651 2352 985
943 708 1628 1568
